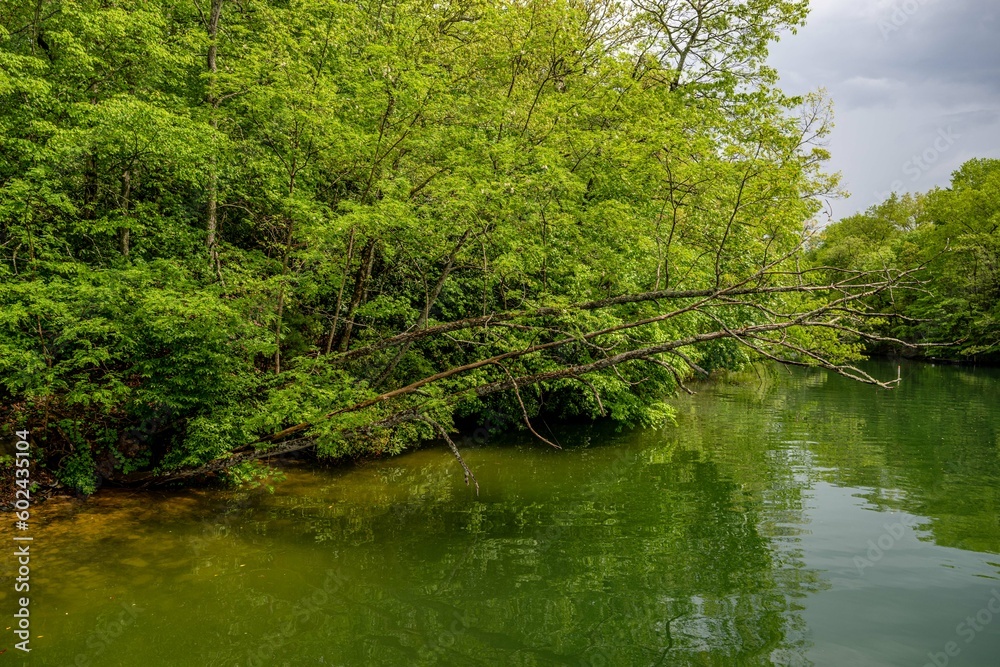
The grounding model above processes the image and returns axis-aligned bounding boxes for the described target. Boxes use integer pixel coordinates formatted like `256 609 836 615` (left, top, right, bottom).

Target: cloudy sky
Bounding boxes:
767 0 1000 222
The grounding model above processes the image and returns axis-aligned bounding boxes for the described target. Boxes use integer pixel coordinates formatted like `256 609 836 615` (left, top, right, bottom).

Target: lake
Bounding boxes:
4 360 1000 666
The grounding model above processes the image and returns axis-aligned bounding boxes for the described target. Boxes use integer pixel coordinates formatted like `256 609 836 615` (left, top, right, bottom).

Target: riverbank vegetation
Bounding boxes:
0 0 942 493
811 158 1000 363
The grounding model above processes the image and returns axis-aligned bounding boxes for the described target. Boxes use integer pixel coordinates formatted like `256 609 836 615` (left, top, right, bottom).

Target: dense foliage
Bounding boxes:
811 158 1000 363
2 0 910 492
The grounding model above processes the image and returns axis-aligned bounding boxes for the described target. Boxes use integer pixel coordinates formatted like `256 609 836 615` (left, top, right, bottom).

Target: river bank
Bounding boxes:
0 357 948 511
3 360 998 665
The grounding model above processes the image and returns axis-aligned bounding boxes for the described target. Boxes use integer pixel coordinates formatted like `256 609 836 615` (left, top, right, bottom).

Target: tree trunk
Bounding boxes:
274 170 296 374
336 238 377 352
205 0 223 255
372 228 470 386
325 226 356 355
119 170 131 257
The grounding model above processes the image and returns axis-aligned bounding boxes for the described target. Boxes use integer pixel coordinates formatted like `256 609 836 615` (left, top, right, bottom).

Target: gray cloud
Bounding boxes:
768 0 1000 220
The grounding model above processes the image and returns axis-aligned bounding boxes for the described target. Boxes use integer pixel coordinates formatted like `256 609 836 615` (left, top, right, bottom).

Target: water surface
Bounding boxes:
3 360 1000 666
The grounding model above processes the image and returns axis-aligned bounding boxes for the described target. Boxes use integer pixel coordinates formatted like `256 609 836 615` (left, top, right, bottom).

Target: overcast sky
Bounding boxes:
767 0 1000 222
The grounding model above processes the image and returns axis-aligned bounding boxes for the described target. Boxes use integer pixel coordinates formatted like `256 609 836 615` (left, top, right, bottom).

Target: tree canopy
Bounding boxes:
811 158 1000 363
1 0 923 492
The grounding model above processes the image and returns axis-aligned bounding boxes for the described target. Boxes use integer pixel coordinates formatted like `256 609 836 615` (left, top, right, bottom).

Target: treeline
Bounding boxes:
811 158 1000 363
1 0 918 493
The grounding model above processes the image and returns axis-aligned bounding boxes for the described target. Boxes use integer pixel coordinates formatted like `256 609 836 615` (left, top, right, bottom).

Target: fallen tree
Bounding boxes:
129 251 933 487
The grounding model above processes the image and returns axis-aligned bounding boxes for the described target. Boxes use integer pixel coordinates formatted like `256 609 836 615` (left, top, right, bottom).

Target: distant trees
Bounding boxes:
1 0 921 491
811 158 1000 362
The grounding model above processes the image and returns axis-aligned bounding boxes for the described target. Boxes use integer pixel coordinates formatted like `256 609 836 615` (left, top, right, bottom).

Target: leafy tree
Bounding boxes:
1 0 920 492
811 158 1000 362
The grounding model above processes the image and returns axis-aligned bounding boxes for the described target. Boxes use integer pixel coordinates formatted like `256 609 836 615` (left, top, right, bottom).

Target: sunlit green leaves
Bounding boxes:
1 0 850 487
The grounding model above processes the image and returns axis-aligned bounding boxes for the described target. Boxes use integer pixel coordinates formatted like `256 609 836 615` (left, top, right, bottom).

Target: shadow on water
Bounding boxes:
2 360 999 666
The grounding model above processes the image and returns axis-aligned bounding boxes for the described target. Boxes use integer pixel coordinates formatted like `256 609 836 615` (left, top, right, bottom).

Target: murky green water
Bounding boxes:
3 361 1000 666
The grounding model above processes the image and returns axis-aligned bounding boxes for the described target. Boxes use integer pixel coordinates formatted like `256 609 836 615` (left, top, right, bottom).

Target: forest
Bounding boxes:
812 159 1000 362
1 0 997 494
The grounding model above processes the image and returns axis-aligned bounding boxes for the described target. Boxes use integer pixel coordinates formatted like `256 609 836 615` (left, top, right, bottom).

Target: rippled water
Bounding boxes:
3 360 999 666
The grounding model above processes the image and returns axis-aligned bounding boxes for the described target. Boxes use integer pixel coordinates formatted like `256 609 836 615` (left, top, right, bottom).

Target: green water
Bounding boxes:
4 361 1000 666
